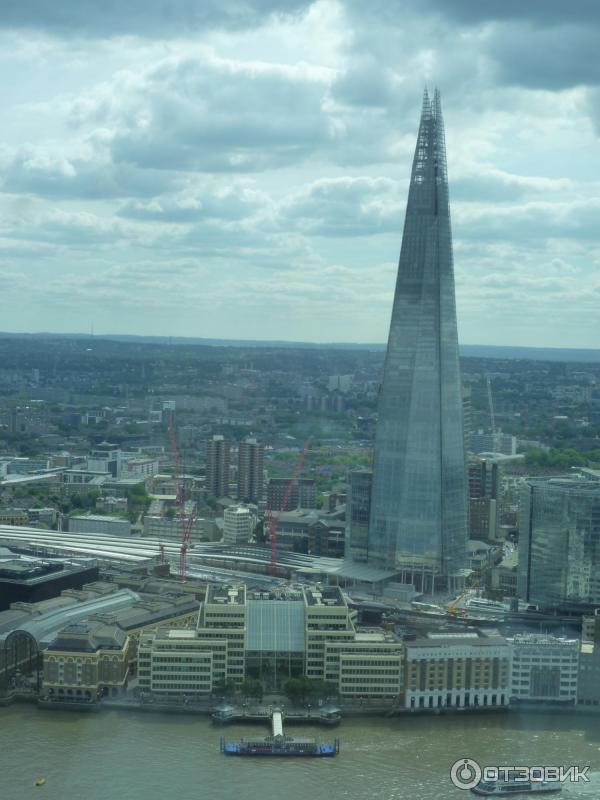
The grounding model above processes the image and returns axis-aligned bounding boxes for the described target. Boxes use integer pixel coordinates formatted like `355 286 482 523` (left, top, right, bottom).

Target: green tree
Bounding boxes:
213 678 237 698
240 678 263 701
283 678 304 704
283 677 337 704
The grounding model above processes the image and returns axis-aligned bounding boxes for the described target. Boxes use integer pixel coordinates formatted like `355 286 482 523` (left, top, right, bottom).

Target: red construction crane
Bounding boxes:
168 415 196 580
267 439 310 576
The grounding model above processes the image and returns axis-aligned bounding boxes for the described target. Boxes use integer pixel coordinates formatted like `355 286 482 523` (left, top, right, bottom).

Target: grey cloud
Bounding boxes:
486 24 600 89
342 2 600 93
331 59 399 108
451 171 574 203
279 176 404 236
347 0 600 28
415 0 600 26
454 198 600 243
118 185 268 222
586 88 600 136
2 146 176 199
0 0 311 37
5 209 135 247
104 56 335 172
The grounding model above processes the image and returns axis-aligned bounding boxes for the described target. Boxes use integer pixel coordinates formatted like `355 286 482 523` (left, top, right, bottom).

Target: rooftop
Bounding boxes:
0 552 96 585
246 599 305 653
354 632 391 643
0 588 140 647
166 629 197 639
47 621 127 653
206 584 245 606
304 586 345 607
406 628 508 649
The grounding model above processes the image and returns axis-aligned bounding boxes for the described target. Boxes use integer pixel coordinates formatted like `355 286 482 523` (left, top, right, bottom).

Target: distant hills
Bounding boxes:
1 331 599 362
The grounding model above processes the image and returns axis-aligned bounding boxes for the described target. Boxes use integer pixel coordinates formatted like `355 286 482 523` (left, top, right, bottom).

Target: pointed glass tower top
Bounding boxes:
366 89 467 581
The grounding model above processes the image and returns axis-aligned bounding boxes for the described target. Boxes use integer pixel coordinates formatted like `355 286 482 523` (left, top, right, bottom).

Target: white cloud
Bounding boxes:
0 0 598 347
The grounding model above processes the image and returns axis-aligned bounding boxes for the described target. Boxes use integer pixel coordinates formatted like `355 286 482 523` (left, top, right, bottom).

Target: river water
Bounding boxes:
2 705 600 800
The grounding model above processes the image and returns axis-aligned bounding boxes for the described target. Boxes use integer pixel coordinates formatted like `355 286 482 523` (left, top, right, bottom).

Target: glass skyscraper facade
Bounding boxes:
347 469 372 563
518 478 600 611
367 89 467 579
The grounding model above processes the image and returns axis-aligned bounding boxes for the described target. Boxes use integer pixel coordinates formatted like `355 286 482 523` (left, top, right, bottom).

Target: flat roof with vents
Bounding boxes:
206 584 245 605
304 586 345 607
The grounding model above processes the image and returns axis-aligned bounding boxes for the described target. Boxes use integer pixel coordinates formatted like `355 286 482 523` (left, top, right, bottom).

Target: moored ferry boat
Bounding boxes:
221 735 339 757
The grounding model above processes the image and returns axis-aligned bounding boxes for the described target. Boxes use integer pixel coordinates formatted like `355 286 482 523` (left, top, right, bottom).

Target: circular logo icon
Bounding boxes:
450 758 482 790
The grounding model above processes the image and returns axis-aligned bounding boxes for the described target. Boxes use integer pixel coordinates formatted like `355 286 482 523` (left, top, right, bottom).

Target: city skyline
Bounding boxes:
368 89 467 583
0 2 598 348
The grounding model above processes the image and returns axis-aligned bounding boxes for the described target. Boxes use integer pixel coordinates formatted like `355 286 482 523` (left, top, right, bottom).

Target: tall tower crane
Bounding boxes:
168 415 196 580
267 439 310 576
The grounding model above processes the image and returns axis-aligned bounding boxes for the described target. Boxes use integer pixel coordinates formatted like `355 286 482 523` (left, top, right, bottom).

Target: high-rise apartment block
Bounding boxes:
205 435 231 498
368 90 467 586
237 437 264 503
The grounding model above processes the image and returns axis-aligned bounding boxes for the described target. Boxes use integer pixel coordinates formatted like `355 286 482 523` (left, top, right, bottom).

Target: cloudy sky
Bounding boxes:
1 0 599 347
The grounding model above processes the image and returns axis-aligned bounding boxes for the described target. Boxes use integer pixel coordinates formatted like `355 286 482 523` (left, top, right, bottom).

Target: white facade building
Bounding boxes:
223 505 254 544
508 634 579 705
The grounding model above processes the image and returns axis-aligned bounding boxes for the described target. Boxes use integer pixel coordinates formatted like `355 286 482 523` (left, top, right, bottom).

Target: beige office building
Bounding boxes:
138 629 213 697
325 632 403 699
404 630 510 710
195 583 246 684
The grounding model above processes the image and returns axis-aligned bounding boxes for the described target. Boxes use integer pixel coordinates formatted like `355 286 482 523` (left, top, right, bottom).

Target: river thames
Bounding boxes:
2 706 600 799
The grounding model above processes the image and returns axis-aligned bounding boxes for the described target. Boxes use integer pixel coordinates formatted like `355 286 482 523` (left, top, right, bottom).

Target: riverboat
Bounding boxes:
220 735 339 757
471 773 561 795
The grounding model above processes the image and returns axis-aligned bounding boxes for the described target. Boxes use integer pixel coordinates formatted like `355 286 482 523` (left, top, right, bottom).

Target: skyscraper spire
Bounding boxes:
366 90 467 588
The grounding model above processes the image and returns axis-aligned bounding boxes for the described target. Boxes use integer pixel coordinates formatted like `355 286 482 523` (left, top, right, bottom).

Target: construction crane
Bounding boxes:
168 415 196 580
486 376 496 437
267 439 311 576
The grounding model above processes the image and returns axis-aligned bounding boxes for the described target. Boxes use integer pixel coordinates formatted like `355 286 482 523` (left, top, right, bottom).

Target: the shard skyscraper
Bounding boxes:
367 89 467 587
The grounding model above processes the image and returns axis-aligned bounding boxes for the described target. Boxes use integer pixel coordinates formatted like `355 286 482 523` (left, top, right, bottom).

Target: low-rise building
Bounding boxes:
404 630 511 711
42 621 132 702
136 583 405 700
325 631 403 699
304 586 355 680
26 507 58 527
466 540 500 572
490 550 518 595
578 614 600 710
508 634 579 705
138 629 213 698
96 496 128 514
142 514 206 542
69 514 131 537
120 457 159 480
0 508 28 526
223 505 254 545
196 584 247 684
